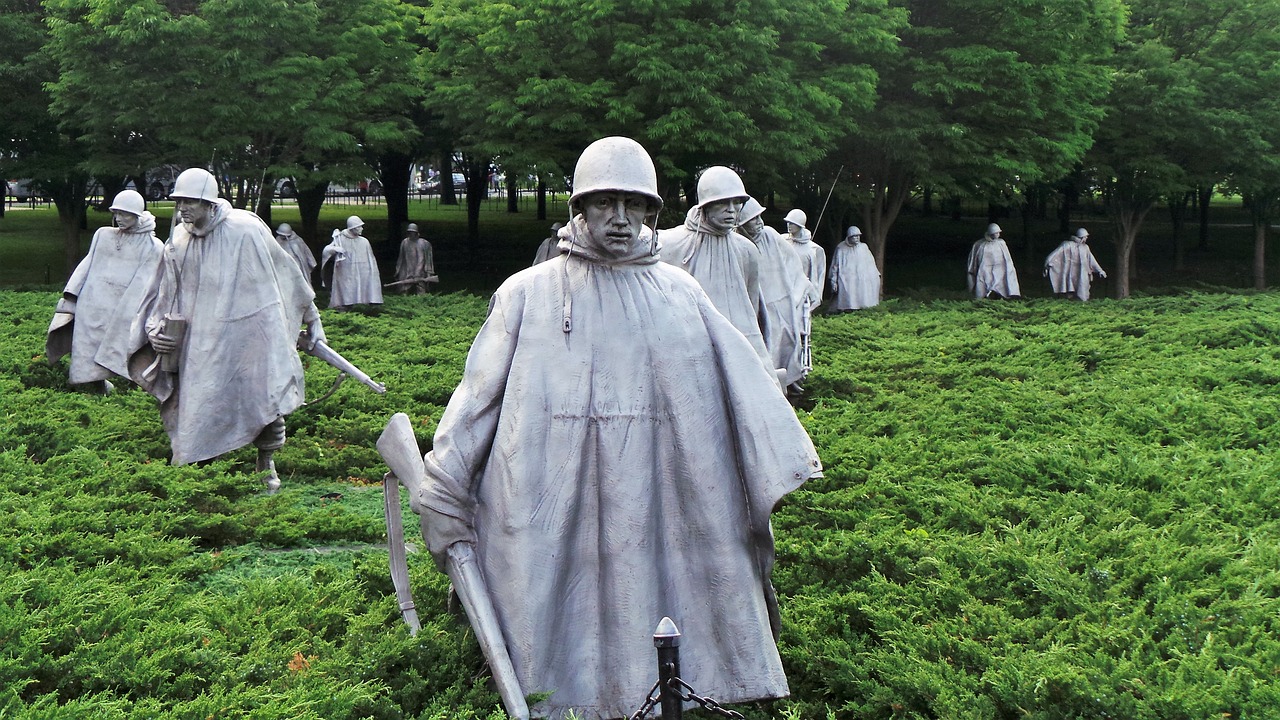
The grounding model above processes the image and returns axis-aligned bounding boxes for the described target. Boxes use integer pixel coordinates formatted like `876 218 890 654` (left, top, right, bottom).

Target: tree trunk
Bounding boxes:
506 173 518 213
440 151 458 206
859 174 912 298
536 177 547 220
463 155 489 270
1197 184 1213 250
1253 219 1267 291
49 177 89 280
1110 200 1153 299
255 173 276 227
379 151 413 246
296 179 329 247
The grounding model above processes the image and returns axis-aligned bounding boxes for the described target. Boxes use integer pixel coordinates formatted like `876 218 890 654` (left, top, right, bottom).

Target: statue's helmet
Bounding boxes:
569 136 662 211
695 166 747 207
170 168 220 202
740 197 766 223
407 223 419 233
987 223 1002 237
346 215 364 230
846 225 863 239
276 223 292 235
1075 227 1089 240
784 208 807 227
108 189 146 216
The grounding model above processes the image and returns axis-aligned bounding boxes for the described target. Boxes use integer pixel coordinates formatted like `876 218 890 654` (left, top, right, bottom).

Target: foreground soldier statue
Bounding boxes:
275 223 317 288
379 137 822 720
658 165 775 378
46 189 163 394
737 196 815 392
784 208 826 301
392 223 437 294
1045 227 1107 300
321 215 384 310
131 168 328 490
966 222 1021 299
828 225 881 312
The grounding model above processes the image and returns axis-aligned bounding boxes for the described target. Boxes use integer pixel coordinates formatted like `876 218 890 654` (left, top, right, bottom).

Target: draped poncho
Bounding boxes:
132 200 318 465
1045 238 1105 300
277 230 317 287
828 239 881 311
394 236 436 284
658 207 772 374
47 213 163 383
742 225 814 385
966 238 1021 299
788 228 826 300
321 230 383 307
417 214 822 719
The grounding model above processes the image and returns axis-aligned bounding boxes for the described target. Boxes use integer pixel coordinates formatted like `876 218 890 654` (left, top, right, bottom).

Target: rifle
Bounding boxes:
383 275 439 288
300 334 387 404
377 413 530 720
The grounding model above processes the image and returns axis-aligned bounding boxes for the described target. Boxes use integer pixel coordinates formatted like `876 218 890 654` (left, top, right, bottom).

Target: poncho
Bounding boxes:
658 207 772 373
1045 239 1105 301
828 239 881 311
966 238 1021 298
394 236 436 284
277 230 317 287
47 213 163 383
132 200 318 465
788 228 826 299
742 225 814 385
321 230 383 307
417 214 822 719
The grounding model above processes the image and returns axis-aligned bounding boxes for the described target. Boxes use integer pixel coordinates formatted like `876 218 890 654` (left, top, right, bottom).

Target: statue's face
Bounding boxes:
175 198 213 227
581 191 650 258
113 210 139 231
786 222 802 235
740 215 764 238
701 199 742 233
848 234 862 244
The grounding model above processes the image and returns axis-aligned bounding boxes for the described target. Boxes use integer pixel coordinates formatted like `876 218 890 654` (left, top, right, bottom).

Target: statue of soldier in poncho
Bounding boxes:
275 223 317 288
321 215 384 309
389 137 821 719
46 189 163 394
131 168 326 490
737 196 815 392
828 225 881 312
393 223 437 294
1045 227 1107 300
784 208 826 301
658 166 774 379
966 222 1021 299
532 222 564 265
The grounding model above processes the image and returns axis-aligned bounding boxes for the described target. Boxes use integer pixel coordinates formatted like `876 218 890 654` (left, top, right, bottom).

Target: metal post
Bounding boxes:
654 617 682 720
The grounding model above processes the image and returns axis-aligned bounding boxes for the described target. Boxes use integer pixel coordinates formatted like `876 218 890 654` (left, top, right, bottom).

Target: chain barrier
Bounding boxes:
627 677 746 720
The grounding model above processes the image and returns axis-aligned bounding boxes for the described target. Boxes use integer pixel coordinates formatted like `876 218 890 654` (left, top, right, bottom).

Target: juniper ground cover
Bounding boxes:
1 288 1277 718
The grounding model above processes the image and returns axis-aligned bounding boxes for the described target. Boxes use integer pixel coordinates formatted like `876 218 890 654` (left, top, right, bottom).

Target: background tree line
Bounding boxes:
1 0 1278 298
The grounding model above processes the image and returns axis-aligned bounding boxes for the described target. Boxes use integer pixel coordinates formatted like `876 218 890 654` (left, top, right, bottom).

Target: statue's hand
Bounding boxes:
151 332 177 354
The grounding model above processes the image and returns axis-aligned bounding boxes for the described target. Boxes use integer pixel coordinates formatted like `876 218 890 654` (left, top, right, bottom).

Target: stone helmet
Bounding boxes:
784 209 807 227
740 197 766 223
1074 227 1089 241
276 223 293 235
695 166 747 208
345 215 364 230
108 189 146 216
407 223 419 233
569 136 662 212
986 223 1002 237
170 168 219 202
846 225 863 240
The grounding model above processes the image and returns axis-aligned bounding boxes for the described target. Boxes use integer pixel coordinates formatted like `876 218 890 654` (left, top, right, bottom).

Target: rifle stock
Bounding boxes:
376 413 529 720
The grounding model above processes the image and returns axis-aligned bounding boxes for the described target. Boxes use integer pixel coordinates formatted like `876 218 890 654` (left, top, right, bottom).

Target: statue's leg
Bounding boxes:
254 416 287 493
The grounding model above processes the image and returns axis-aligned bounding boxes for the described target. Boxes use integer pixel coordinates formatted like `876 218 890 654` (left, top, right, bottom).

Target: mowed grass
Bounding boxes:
2 286 1279 718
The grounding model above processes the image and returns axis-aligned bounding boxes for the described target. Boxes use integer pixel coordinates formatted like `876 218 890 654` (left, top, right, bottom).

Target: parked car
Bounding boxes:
6 178 49 202
420 172 467 194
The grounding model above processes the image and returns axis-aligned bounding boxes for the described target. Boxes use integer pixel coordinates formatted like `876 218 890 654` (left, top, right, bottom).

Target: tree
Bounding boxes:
819 0 1124 287
420 0 899 244
44 0 421 243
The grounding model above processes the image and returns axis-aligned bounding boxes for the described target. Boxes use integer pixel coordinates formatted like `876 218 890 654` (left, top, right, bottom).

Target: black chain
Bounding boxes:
627 677 746 720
